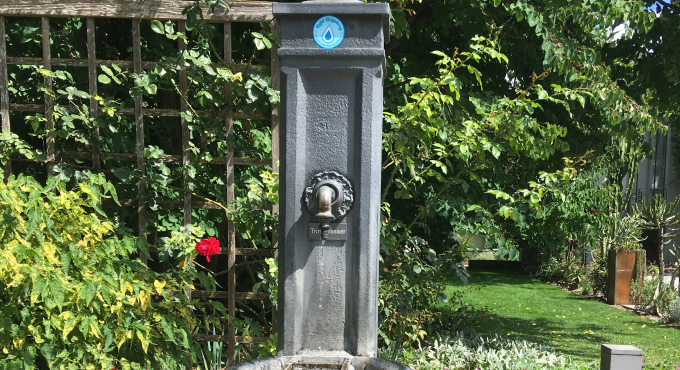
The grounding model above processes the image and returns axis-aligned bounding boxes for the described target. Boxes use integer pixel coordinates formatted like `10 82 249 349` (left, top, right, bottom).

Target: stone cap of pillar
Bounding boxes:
601 344 643 356
272 3 390 42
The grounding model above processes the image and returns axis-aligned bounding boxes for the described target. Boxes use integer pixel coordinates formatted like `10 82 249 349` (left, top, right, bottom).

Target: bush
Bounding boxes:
588 249 608 296
535 255 586 291
516 239 553 276
379 222 467 346
631 276 679 320
0 175 206 369
580 278 594 296
536 257 563 282
670 297 680 323
402 332 596 370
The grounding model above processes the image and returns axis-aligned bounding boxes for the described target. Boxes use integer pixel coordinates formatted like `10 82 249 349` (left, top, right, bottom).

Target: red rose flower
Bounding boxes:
195 237 221 262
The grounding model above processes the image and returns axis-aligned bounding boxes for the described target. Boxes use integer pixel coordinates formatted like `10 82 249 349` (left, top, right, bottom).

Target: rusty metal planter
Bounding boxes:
607 249 643 305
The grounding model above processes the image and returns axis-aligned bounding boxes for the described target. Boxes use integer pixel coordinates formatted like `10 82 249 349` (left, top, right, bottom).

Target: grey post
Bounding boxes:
227 3 408 369
274 1 388 357
600 344 643 370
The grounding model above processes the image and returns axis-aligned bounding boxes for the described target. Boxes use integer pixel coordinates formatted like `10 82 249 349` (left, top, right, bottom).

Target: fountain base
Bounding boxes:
228 356 410 370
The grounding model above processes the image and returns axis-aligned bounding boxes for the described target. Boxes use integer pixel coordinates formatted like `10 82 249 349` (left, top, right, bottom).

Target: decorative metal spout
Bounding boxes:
305 171 354 241
314 185 336 239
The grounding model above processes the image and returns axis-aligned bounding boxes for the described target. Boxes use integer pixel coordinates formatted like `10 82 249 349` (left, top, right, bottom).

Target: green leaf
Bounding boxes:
210 301 227 316
467 204 481 212
254 38 265 50
79 282 98 307
160 318 177 344
530 193 541 204
79 316 90 338
136 327 150 353
41 343 55 363
145 83 158 95
31 279 46 304
196 90 213 101
98 74 111 84
164 20 174 35
491 145 501 159
61 313 78 340
112 167 134 183
577 95 585 108
150 20 164 34
23 346 36 369
100 65 114 77
50 280 65 311
196 271 212 291
180 328 190 348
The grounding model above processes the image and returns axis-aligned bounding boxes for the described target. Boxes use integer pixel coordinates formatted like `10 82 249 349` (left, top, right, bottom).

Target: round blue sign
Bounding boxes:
313 15 345 49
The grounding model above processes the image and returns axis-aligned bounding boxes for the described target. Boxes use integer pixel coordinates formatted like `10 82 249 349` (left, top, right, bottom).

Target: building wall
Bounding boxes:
631 127 680 266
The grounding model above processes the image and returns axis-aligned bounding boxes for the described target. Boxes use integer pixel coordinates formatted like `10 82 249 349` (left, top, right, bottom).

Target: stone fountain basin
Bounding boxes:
228 356 410 370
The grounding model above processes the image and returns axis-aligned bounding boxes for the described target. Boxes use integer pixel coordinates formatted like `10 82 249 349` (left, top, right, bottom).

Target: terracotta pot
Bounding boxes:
607 249 643 305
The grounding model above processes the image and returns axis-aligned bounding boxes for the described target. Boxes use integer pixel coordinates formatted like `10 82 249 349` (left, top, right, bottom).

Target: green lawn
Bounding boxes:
442 270 680 368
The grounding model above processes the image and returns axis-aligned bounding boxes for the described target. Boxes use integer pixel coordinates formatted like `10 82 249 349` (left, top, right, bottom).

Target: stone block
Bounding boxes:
600 344 643 370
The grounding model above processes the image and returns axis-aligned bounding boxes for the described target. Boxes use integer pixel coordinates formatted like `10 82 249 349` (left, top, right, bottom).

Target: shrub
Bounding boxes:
403 332 596 370
536 257 563 282
580 277 594 296
631 276 679 320
588 250 608 296
0 174 206 369
379 225 466 346
535 255 587 290
670 296 680 324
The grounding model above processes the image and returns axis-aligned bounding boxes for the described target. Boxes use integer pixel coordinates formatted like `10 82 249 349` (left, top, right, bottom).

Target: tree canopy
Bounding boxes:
377 0 666 336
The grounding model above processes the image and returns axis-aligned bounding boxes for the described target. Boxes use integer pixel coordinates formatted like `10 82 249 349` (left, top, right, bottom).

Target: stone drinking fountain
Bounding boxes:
228 2 409 370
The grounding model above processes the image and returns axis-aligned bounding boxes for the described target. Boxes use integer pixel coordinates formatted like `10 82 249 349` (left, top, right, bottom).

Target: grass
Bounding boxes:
441 270 680 369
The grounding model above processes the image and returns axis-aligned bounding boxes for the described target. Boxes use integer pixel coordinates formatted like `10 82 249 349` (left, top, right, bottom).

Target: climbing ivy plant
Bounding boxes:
0 5 281 366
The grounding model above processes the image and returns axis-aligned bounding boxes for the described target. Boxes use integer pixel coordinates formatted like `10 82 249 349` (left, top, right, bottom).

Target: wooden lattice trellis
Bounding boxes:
0 0 280 364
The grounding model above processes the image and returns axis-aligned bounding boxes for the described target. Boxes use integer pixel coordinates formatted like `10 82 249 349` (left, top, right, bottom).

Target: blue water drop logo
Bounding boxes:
313 15 344 49
323 27 333 42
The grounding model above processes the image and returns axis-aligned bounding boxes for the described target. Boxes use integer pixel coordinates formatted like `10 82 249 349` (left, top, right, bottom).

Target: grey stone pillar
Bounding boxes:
600 344 643 370
273 2 389 358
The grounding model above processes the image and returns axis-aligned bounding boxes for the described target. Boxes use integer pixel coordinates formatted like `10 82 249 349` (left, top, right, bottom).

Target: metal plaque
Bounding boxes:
308 223 347 240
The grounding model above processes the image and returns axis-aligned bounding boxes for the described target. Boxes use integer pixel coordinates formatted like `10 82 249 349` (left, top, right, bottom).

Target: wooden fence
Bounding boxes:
0 0 280 364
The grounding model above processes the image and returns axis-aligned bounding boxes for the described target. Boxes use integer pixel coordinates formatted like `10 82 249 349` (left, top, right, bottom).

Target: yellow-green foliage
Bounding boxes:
0 175 200 370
